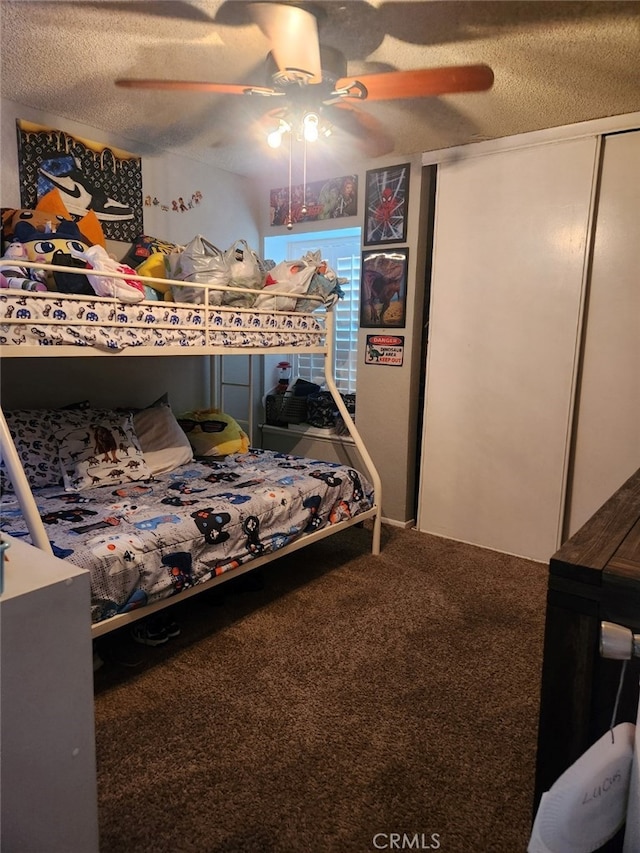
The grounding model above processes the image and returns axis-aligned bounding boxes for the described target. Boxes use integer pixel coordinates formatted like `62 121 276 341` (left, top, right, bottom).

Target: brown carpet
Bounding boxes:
93 524 548 853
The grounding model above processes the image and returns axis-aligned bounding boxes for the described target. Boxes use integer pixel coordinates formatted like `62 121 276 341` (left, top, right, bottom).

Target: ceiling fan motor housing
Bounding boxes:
265 44 348 88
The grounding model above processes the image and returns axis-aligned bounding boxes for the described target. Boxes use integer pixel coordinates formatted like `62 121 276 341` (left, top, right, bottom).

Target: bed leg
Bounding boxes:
372 512 382 556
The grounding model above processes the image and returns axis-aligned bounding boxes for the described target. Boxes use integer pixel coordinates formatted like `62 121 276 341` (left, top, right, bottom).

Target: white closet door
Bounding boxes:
565 130 640 537
418 137 598 561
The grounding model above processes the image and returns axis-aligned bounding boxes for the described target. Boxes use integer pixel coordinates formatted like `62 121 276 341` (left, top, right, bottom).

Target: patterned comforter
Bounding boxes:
0 450 373 624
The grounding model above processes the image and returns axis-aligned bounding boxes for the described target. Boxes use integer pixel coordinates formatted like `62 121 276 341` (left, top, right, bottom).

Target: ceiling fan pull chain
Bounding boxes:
301 136 308 218
287 130 293 231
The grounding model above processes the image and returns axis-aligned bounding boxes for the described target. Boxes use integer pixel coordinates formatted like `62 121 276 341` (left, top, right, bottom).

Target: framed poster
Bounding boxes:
364 163 410 245
360 248 409 329
16 119 143 243
270 174 357 225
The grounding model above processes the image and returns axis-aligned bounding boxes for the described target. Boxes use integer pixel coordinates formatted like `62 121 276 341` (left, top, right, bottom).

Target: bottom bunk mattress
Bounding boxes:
0 449 373 625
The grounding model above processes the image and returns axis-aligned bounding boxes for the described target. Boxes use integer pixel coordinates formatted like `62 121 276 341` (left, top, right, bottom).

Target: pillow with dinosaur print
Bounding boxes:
55 410 153 492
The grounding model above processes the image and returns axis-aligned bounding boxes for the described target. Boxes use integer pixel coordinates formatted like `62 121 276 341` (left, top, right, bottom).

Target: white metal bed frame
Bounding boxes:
0 259 382 637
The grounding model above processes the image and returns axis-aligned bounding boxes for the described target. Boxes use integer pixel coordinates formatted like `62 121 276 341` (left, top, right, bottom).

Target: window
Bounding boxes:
263 227 361 393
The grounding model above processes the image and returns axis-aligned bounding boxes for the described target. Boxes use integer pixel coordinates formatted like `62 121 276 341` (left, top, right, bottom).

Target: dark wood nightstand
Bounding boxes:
534 468 640 850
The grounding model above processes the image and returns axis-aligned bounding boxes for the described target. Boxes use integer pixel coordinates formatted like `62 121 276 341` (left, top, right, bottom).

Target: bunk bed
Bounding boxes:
0 259 382 638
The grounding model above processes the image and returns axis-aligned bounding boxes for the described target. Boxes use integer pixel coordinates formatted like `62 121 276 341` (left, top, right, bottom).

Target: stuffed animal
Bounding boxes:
1 188 106 249
1 207 66 246
13 219 94 293
135 252 174 301
0 241 48 291
176 409 250 457
14 217 90 256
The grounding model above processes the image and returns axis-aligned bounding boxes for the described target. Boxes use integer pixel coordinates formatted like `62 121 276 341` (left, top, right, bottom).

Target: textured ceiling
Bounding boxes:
2 1 640 177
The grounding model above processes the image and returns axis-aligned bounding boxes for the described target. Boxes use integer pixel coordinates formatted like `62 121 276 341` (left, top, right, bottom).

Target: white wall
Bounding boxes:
1 98 260 414
0 357 212 415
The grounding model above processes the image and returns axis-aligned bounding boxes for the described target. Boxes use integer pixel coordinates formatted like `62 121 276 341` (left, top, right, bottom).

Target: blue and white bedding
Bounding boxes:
0 449 373 625
0 291 326 352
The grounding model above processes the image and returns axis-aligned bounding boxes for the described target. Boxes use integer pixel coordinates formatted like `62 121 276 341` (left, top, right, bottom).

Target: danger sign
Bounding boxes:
365 335 405 367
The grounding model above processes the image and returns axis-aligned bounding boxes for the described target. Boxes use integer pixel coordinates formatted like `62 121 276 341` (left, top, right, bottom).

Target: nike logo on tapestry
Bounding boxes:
38 168 93 212
37 166 134 221
50 180 83 199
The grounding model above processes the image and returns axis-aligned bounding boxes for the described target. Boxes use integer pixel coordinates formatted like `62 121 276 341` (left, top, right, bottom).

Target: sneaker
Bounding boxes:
38 155 134 221
150 613 181 638
130 620 169 647
163 620 181 638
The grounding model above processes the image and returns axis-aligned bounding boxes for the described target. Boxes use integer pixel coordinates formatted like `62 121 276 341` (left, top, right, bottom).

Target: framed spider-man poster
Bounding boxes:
363 163 410 246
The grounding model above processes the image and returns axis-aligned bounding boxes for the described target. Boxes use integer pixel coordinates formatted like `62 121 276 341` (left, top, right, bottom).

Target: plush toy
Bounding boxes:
1 207 66 245
13 218 94 293
0 241 48 291
14 218 91 261
176 409 250 457
39 190 106 248
135 252 174 301
1 189 106 249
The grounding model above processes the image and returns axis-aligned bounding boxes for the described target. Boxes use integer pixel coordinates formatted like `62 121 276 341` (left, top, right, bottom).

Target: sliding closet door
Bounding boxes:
565 130 640 537
418 137 598 561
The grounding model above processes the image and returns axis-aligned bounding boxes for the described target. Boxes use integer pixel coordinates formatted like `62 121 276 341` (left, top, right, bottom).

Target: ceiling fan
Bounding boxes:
115 1 494 159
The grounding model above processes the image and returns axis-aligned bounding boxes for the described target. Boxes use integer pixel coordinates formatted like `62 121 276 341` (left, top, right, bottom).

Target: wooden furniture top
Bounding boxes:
550 468 640 626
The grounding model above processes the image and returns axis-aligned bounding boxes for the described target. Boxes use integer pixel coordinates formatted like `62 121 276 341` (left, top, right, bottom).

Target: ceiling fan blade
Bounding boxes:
338 64 494 102
116 79 277 96
330 103 395 159
248 2 322 83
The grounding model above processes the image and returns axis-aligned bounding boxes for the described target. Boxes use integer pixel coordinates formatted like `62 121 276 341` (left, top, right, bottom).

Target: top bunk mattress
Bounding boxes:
0 290 327 355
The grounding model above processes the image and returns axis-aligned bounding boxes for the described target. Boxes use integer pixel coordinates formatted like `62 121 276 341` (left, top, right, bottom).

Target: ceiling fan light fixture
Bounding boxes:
267 128 283 148
302 112 319 143
267 117 291 148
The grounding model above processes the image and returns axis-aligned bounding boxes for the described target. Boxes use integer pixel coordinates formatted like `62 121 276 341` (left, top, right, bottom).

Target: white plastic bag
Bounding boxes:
222 239 263 307
254 252 319 311
69 244 145 303
170 235 230 305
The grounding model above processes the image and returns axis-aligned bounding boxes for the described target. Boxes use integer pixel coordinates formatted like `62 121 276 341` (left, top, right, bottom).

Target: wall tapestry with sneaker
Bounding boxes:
16 119 143 242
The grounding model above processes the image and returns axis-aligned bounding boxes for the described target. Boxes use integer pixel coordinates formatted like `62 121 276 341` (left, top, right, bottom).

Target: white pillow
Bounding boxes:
134 404 193 474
